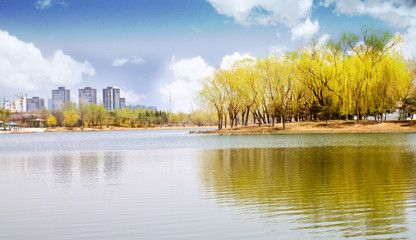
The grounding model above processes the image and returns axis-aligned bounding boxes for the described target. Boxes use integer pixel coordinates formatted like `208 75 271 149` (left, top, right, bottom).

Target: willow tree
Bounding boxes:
201 71 226 130
223 66 243 128
297 41 336 108
234 59 258 126
257 58 275 125
371 52 412 122
341 27 405 122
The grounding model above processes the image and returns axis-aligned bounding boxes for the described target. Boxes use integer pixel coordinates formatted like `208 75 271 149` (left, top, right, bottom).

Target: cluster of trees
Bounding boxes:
0 107 12 122
19 102 217 128
201 26 415 130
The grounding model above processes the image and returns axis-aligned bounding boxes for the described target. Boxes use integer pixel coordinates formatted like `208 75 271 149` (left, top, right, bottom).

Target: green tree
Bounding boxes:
96 105 107 128
78 100 88 128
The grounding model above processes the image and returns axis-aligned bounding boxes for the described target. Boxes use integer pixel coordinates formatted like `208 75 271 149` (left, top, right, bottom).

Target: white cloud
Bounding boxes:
291 18 320 41
160 56 215 113
131 56 145 64
220 52 255 70
169 56 214 82
120 89 147 105
35 0 52 9
268 44 288 57
322 0 416 58
0 29 95 92
112 58 129 67
112 56 145 67
207 0 313 26
160 53 257 113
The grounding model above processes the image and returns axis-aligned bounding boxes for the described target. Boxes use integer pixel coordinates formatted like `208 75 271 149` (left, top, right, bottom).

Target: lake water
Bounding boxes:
1 130 416 239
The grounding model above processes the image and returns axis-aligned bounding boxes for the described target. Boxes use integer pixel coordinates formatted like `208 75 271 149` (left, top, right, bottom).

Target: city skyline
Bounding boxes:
1 0 415 112
1 85 139 112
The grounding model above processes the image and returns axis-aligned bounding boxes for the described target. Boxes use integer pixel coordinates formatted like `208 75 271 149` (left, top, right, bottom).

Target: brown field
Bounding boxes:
204 120 416 134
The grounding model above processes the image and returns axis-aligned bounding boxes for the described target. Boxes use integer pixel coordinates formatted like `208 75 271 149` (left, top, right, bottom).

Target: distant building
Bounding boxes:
78 87 97 105
129 105 157 111
113 88 120 109
47 98 52 110
147 106 157 111
52 87 70 110
103 87 121 110
120 98 126 109
26 97 45 112
2 96 27 113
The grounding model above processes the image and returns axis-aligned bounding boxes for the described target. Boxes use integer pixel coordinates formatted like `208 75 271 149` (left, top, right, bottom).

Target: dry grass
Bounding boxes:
206 120 416 134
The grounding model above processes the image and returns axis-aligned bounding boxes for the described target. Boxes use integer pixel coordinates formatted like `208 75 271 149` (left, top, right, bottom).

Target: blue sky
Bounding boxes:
0 0 414 112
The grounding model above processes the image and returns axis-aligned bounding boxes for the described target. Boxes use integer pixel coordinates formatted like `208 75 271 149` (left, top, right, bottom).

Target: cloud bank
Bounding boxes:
321 0 416 58
207 0 313 26
291 18 320 41
207 0 319 41
160 52 255 113
0 30 95 92
120 89 147 105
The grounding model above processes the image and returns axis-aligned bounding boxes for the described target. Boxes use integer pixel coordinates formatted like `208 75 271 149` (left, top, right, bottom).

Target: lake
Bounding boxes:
1 130 416 239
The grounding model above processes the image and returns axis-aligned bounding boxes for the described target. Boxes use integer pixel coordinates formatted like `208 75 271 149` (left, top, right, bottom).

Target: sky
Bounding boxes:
0 0 415 112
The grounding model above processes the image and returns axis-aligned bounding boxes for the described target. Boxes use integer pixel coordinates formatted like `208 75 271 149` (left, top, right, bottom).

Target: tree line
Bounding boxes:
2 102 217 128
201 26 416 130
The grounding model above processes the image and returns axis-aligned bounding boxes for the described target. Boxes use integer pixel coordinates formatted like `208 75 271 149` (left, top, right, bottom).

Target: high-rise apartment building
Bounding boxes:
120 98 126 109
103 87 122 110
113 88 120 110
52 87 70 110
78 87 97 105
26 97 45 112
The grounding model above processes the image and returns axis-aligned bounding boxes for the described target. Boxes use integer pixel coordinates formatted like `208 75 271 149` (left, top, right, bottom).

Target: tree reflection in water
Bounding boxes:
200 146 416 238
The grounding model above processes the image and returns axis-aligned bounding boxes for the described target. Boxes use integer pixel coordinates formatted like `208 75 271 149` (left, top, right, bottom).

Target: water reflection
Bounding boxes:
80 153 99 188
52 154 73 186
104 152 122 183
0 152 125 188
200 146 416 238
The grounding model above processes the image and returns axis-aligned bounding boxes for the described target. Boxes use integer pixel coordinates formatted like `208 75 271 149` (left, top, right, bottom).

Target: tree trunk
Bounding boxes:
271 117 275 127
245 110 249 126
224 114 227 128
282 116 286 130
356 110 360 123
381 112 384 123
217 113 222 130
241 111 245 127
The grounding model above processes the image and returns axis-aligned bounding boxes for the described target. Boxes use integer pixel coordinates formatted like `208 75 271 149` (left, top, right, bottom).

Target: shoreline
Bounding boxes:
44 125 215 132
0 126 215 134
2 121 416 134
201 121 416 135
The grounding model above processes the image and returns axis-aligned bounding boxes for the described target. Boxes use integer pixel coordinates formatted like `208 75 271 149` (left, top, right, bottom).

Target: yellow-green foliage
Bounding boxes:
46 115 56 127
0 107 12 122
201 28 414 128
64 108 79 128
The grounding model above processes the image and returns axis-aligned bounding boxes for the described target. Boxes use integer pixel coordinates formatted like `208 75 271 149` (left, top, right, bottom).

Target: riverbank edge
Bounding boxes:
202 129 416 135
198 121 416 135
0 126 216 134
44 126 215 133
